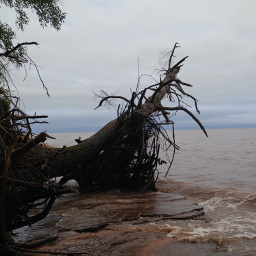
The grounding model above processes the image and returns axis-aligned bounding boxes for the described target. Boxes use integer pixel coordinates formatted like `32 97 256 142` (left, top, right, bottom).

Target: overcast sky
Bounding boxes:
1 0 256 133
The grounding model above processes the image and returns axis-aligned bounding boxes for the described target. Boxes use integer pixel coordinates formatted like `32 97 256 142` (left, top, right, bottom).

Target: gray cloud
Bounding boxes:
1 0 256 132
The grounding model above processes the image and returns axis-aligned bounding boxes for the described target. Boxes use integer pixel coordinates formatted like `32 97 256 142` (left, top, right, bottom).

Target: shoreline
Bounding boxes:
13 180 256 255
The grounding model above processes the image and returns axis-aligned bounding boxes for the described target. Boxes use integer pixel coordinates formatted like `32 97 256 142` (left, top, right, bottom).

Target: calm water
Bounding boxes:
163 128 256 194
48 128 256 194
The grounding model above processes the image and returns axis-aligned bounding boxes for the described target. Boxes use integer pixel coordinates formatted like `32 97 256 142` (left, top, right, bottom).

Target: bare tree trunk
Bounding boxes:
38 65 178 180
35 45 207 192
2 44 207 238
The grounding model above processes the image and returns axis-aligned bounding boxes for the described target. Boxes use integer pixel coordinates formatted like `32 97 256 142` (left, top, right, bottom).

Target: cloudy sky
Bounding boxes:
1 0 256 132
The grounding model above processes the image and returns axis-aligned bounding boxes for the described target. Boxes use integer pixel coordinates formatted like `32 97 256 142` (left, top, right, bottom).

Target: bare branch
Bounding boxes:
94 95 134 110
26 54 50 97
168 42 180 70
0 176 43 188
158 106 208 137
175 78 193 87
170 56 189 72
10 132 50 160
0 42 38 57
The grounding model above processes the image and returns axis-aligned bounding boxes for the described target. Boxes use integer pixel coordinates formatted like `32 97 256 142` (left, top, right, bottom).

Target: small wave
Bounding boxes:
156 179 256 253
166 224 230 247
165 215 256 253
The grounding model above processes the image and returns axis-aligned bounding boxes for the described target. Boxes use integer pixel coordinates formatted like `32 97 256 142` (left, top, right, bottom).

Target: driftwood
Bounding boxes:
0 43 207 245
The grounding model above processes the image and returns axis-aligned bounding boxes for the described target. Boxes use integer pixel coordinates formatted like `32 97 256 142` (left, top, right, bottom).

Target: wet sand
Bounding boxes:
13 180 255 255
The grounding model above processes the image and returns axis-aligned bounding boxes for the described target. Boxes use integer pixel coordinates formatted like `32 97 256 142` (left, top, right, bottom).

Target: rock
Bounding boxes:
14 215 60 248
54 191 203 232
13 191 204 250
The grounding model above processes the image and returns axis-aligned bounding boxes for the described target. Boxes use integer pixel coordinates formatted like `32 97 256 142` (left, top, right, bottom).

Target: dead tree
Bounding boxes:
24 43 207 191
16 43 206 194
0 43 207 245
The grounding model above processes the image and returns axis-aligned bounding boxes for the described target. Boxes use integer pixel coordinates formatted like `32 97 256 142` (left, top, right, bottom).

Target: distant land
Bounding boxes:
32 119 256 133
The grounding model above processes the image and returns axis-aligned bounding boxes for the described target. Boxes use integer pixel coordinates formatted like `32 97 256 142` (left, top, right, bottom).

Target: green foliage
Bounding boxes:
1 0 66 31
0 0 66 79
0 21 27 69
0 2 67 247
0 83 10 118
0 21 15 50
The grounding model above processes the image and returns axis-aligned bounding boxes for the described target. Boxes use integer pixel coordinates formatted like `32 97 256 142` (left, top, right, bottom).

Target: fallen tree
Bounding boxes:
0 43 207 248
42 43 207 191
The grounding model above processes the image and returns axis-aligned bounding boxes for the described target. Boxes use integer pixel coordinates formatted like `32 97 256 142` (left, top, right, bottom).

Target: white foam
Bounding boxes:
166 211 256 242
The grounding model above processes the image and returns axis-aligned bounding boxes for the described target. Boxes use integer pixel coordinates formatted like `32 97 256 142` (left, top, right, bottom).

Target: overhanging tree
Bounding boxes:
0 0 67 249
0 0 66 92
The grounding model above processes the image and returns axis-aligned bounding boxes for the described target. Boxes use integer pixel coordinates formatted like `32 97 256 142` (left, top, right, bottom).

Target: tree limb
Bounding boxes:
0 42 38 57
158 106 208 137
168 42 180 70
0 176 43 188
94 95 135 110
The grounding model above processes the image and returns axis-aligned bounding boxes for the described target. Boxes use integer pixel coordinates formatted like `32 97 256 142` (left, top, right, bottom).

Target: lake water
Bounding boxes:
44 128 256 254
47 128 256 194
